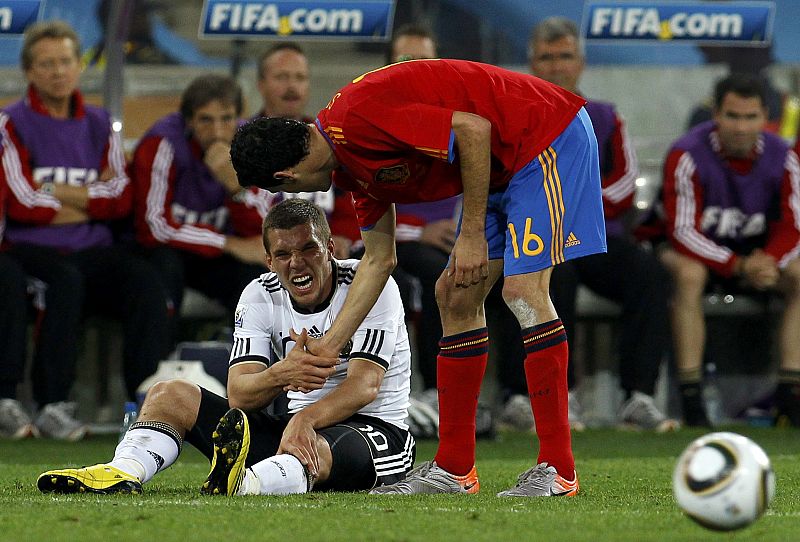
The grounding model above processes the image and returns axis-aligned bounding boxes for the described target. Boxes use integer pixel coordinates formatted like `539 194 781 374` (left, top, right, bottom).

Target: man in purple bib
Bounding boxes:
661 74 800 427
0 21 170 440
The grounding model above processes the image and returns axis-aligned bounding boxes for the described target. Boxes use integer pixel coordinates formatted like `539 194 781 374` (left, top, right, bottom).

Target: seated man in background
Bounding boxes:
0 21 170 440
661 74 800 427
254 42 360 260
530 17 677 432
131 74 271 343
37 199 415 495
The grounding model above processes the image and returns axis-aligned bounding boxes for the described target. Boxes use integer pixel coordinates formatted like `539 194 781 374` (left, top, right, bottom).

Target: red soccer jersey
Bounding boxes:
315 59 585 227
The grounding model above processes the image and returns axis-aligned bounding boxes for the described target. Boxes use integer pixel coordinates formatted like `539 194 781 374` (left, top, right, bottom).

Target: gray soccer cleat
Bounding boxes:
497 462 579 497
618 391 680 432
369 461 479 495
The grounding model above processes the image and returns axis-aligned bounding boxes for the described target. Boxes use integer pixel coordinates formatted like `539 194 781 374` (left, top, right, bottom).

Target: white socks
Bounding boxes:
109 426 181 484
238 454 309 495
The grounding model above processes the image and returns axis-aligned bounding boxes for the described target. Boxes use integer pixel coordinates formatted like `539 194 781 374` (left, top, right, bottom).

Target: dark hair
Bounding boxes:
386 23 437 65
230 117 311 189
258 42 306 80
22 20 81 70
180 74 243 119
262 198 331 252
713 73 767 109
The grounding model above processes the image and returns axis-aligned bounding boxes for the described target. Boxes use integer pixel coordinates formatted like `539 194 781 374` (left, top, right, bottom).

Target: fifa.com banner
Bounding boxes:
0 0 41 36
582 1 775 45
199 0 396 40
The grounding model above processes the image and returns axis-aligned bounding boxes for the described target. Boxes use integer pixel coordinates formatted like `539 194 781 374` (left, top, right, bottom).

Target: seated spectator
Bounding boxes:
254 42 360 259
0 21 170 439
661 74 800 427
131 74 270 343
529 17 677 431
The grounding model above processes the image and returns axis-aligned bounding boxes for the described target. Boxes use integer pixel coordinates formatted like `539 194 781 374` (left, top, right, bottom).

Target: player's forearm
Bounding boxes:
293 376 379 430
320 247 395 354
227 369 284 410
452 112 491 234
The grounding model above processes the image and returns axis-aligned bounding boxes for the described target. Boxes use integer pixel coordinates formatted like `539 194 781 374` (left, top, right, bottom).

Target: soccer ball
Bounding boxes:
673 432 775 531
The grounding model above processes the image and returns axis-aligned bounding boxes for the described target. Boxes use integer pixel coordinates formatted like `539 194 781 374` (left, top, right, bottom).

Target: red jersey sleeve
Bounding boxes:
601 113 638 219
663 148 737 276
0 113 60 224
132 136 226 257
86 128 132 220
764 150 800 266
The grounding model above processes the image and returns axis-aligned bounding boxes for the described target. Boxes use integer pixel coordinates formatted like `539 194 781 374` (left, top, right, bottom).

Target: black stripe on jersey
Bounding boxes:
229 354 270 368
232 337 251 358
257 275 282 293
360 329 373 352
348 352 389 371
359 329 386 355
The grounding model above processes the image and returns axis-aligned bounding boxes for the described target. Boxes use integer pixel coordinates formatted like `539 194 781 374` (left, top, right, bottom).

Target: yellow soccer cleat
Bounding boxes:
37 464 142 494
201 408 250 496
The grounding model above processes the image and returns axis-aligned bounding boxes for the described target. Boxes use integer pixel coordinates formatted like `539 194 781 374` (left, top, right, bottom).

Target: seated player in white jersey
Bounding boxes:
36 199 415 495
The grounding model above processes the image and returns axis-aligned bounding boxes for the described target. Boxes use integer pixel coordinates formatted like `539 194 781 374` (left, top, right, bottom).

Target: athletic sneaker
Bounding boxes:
37 464 142 494
568 391 586 432
201 408 250 496
0 398 38 439
498 394 535 431
35 401 88 441
497 462 579 497
618 391 680 432
369 461 479 495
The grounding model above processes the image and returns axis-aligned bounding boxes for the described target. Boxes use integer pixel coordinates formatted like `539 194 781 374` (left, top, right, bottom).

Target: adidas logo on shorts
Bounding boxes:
565 232 581 248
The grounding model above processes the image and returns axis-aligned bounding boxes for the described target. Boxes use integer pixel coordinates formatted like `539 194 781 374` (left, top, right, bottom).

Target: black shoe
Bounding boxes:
775 383 800 427
201 408 250 496
680 386 711 428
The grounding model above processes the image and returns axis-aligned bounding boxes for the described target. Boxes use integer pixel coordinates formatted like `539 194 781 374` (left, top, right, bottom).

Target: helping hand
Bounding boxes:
280 328 339 393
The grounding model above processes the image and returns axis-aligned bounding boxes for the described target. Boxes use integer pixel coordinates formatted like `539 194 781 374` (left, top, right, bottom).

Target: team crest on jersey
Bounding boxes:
375 164 410 185
234 305 248 328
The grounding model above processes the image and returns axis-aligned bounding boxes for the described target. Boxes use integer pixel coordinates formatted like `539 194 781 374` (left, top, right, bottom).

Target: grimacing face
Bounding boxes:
187 99 239 150
713 92 767 158
265 223 335 309
530 35 584 93
258 49 310 120
25 37 81 108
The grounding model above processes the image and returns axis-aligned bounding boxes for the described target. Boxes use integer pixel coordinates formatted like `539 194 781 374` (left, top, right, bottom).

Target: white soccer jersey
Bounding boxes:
229 259 411 429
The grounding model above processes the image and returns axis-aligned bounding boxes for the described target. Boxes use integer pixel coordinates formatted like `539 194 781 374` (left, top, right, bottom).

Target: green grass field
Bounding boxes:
1 427 798 541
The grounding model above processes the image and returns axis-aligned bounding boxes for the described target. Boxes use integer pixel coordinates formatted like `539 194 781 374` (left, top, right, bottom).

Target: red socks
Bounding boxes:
522 319 575 477
434 328 488 476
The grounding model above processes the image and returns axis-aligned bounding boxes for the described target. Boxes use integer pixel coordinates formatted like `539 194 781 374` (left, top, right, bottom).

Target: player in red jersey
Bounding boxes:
230 59 606 496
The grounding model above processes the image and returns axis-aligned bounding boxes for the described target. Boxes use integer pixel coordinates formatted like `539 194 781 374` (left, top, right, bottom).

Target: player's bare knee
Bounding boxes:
141 380 201 422
435 275 480 315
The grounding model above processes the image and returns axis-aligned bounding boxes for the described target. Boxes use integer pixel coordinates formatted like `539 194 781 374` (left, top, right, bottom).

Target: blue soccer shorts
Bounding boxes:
483 107 607 276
